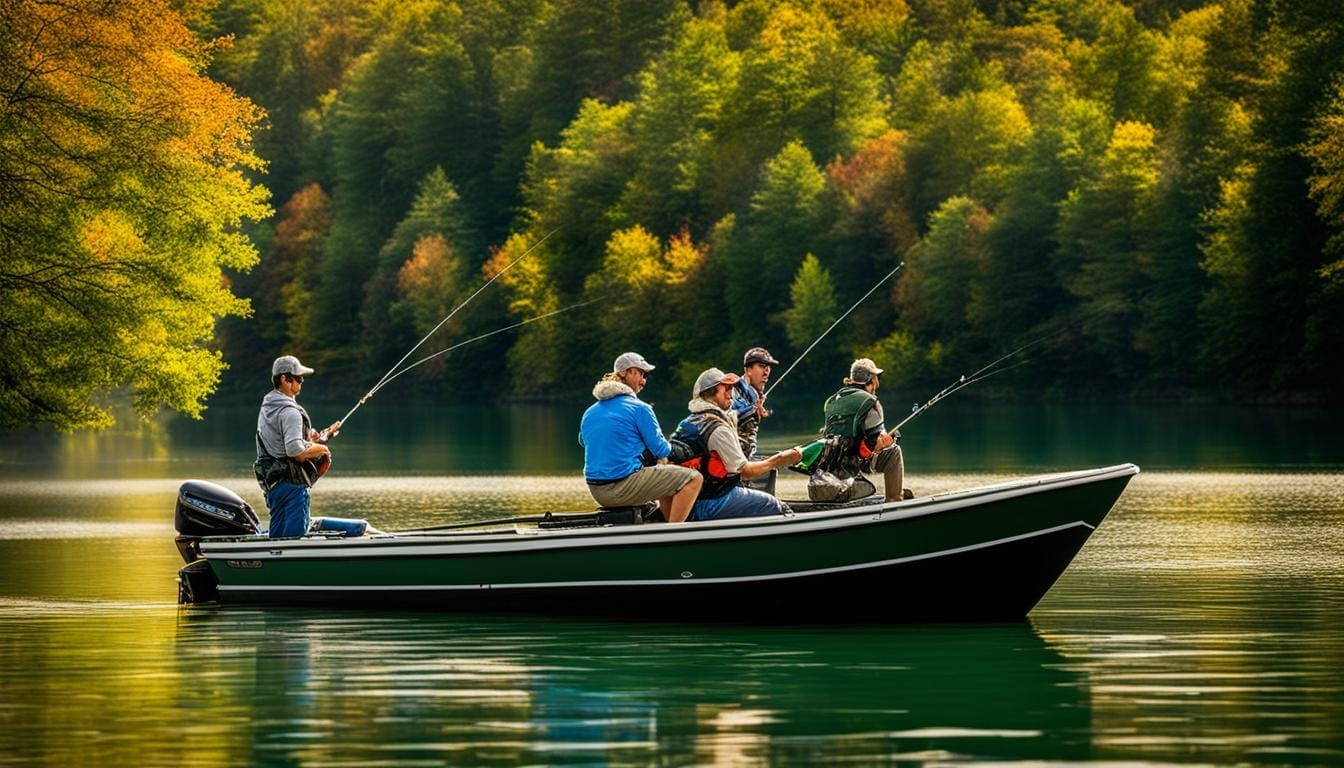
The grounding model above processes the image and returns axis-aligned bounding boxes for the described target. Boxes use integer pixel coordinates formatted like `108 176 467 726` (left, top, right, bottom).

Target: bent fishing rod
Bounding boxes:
333 227 558 431
764 261 905 398
891 327 1067 433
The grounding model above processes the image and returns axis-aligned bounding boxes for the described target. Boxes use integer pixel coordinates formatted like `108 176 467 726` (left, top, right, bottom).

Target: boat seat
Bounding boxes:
778 494 884 515
536 503 661 529
596 502 662 525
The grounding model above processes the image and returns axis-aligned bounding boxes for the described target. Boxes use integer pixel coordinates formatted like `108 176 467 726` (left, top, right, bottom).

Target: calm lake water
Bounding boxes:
1 401 1342 766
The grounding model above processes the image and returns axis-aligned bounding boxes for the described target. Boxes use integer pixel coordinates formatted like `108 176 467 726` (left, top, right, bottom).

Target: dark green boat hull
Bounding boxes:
194 464 1138 621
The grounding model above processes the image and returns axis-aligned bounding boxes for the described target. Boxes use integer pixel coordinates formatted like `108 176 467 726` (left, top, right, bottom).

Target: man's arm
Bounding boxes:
864 400 894 450
739 448 802 479
635 403 672 459
282 409 330 462
708 426 799 479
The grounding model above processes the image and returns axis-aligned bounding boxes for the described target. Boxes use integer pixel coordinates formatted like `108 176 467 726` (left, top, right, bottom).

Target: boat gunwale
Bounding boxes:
198 463 1139 559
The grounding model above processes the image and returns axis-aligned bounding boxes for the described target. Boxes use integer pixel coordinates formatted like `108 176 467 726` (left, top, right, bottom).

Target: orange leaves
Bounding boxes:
0 0 267 428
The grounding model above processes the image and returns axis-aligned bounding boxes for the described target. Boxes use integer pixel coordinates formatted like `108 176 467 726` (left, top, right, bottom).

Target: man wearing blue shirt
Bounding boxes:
580 352 702 522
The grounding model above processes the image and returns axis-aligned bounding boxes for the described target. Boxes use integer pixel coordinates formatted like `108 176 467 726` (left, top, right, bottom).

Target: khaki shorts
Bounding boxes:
588 464 698 508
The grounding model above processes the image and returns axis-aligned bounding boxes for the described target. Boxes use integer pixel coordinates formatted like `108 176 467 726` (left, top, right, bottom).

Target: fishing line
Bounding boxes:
891 327 1068 433
336 227 558 429
764 261 904 398
892 358 1033 432
370 297 604 393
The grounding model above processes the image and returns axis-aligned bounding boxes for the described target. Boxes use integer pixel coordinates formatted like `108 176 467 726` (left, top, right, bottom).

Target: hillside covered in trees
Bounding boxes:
5 0 1343 428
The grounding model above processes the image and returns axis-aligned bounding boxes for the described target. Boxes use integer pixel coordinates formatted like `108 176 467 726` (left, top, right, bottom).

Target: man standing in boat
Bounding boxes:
732 347 778 458
820 358 908 502
255 355 372 538
672 368 802 521
580 352 702 523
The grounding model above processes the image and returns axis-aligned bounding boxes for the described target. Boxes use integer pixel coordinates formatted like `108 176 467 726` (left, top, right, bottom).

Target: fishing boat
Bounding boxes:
174 463 1137 621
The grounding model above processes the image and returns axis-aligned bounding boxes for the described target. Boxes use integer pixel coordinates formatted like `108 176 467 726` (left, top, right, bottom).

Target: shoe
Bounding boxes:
902 488 914 500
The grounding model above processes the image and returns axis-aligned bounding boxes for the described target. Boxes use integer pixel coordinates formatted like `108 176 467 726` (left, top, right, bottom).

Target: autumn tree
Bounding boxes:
395 234 464 354
361 168 476 372
486 234 564 395
222 182 333 382
206 0 372 205
0 0 268 429
718 2 886 204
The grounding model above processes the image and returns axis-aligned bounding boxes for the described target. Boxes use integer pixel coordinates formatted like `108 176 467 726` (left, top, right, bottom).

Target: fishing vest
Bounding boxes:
671 411 740 499
823 386 883 450
254 404 323 492
733 380 762 456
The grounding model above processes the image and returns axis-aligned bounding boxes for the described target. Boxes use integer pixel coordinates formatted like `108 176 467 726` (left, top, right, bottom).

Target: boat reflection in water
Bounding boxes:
173 610 1092 765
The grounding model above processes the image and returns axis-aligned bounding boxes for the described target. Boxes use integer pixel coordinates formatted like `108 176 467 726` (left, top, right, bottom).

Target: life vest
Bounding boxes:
254 403 328 492
822 386 883 462
671 411 739 499
733 379 762 455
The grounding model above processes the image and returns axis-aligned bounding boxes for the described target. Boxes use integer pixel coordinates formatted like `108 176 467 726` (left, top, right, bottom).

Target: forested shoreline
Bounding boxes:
4 0 1342 429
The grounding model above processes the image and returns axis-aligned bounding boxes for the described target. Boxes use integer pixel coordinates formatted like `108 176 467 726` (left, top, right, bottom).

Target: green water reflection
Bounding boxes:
1 607 1090 766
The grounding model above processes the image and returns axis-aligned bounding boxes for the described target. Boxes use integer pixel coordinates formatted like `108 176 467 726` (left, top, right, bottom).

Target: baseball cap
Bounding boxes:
613 352 655 373
693 367 741 397
272 355 315 377
848 358 884 383
743 347 780 366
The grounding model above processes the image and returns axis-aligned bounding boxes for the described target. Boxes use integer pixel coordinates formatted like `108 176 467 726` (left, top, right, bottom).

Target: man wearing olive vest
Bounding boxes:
821 358 908 502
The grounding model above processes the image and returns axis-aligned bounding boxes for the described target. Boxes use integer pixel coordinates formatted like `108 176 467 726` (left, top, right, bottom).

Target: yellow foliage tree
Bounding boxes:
0 0 269 429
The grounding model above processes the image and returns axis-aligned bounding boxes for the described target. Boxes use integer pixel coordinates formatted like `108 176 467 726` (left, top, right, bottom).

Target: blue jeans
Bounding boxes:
265 481 311 538
689 486 786 521
265 481 370 538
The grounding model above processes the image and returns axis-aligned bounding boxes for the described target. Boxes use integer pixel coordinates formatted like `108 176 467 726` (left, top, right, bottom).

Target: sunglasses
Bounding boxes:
288 374 304 384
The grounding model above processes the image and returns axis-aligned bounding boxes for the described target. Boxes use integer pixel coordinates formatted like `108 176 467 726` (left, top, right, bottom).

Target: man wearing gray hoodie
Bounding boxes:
255 355 367 538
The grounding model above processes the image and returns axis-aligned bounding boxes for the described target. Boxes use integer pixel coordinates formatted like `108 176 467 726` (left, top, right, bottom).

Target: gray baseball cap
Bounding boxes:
613 352 655 373
272 355 314 377
693 367 740 397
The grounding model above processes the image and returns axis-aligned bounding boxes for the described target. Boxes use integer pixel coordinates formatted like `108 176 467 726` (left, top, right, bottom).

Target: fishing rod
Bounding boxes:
891 328 1066 433
334 227 558 431
397 514 555 533
764 261 904 398
369 296 604 393
396 505 641 534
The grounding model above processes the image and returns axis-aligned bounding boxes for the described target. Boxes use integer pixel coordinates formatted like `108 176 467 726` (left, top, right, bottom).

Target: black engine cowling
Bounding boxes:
174 480 261 600
175 479 260 540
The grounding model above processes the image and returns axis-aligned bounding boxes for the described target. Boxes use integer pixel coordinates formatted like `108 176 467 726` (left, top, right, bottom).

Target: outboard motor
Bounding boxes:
174 480 261 604
175 479 261 543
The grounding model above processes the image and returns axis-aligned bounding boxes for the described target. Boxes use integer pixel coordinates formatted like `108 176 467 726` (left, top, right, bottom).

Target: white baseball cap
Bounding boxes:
613 352 655 373
272 355 314 377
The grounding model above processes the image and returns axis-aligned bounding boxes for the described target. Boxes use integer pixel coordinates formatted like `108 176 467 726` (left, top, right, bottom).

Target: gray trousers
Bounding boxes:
866 444 904 501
